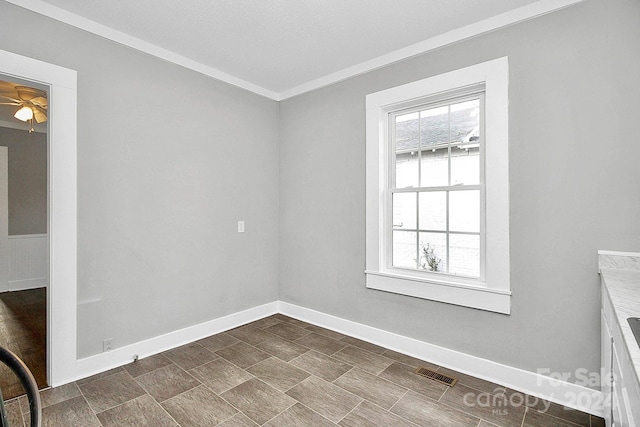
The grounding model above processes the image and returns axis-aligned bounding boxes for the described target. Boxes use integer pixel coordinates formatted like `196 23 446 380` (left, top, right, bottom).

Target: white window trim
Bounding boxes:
365 57 510 314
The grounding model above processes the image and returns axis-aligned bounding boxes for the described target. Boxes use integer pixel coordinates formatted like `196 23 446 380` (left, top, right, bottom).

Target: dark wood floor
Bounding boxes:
0 288 47 400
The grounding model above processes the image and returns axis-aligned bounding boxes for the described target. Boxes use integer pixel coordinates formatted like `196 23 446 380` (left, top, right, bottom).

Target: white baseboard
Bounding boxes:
278 301 604 417
64 301 279 385
59 299 603 417
7 278 47 292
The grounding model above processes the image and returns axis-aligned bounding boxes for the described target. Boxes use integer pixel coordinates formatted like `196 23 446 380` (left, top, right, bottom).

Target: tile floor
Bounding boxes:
4 314 604 426
0 288 47 400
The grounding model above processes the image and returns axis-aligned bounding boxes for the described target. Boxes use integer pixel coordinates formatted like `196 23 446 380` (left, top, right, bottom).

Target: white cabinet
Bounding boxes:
602 308 613 424
601 285 640 427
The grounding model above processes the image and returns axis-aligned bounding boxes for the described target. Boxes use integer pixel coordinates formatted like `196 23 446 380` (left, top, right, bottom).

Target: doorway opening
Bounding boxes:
0 48 78 389
0 76 49 399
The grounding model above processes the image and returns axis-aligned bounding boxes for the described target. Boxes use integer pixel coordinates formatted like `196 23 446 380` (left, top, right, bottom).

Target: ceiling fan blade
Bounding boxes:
0 102 21 106
30 96 48 108
33 107 47 123
15 86 47 102
0 94 21 103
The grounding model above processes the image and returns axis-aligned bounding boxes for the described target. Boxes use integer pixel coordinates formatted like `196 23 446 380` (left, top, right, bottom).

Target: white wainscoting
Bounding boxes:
8 234 48 291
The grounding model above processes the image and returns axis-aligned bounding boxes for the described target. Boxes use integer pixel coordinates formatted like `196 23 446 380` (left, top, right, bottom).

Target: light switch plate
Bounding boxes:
238 221 245 233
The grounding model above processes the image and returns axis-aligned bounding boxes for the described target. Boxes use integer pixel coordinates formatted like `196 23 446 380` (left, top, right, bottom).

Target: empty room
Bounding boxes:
0 0 638 426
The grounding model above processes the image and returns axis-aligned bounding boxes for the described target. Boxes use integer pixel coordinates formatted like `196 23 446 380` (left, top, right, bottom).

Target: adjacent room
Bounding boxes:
0 79 49 400
0 0 638 426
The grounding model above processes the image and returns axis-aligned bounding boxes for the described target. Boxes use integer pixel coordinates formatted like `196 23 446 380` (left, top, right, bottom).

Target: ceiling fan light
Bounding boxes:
14 105 33 121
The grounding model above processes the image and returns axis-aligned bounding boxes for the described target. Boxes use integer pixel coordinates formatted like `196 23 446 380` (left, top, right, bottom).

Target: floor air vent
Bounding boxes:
414 367 458 387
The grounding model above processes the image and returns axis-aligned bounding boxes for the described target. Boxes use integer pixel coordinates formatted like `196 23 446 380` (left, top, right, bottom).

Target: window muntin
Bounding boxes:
389 93 484 279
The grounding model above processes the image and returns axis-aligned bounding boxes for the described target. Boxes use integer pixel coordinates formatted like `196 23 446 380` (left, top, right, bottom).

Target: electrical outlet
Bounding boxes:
103 338 114 352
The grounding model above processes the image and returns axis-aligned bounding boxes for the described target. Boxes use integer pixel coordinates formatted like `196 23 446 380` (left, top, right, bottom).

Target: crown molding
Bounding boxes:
3 0 280 100
5 0 584 101
279 0 584 99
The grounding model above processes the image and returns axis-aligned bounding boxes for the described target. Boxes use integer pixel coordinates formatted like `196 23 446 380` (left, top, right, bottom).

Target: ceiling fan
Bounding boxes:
0 86 48 133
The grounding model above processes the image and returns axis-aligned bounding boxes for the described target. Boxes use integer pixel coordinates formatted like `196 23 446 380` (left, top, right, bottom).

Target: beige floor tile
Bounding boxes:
79 370 146 413
189 358 253 394
227 325 277 345
123 353 173 378
332 345 394 375
135 363 200 402
75 367 124 386
286 376 362 423
295 333 348 355
391 391 480 427
334 368 407 409
522 407 583 427
96 394 177 426
255 336 309 361
272 315 310 328
290 350 353 382
521 391 590 426
39 383 81 408
162 385 238 427
439 383 526 427
264 402 335 427
247 357 310 391
41 395 101 427
264 322 313 341
197 332 240 352
338 400 416 427
221 378 296 425
4 400 25 427
216 341 270 368
246 316 283 330
217 412 260 426
163 342 218 370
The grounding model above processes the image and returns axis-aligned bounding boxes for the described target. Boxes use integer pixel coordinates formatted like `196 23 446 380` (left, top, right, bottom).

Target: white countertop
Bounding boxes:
600 267 640 384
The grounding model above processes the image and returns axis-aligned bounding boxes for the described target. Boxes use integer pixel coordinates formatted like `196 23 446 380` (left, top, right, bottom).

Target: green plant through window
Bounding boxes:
420 243 442 272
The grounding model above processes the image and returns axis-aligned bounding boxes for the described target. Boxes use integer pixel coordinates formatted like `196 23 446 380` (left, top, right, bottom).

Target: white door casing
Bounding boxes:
0 147 7 293
0 49 77 386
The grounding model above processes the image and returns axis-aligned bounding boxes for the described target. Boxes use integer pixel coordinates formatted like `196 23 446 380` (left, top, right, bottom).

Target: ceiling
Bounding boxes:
7 0 582 99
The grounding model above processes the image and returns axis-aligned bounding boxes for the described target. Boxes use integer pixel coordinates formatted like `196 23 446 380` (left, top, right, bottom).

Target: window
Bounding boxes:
391 94 483 278
365 57 510 314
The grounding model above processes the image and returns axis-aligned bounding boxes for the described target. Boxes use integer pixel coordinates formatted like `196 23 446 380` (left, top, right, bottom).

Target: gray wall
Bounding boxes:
279 0 640 381
0 127 47 235
0 3 280 357
0 0 637 380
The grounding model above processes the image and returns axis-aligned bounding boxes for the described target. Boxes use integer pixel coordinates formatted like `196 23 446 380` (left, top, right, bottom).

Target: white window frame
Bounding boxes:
365 57 510 314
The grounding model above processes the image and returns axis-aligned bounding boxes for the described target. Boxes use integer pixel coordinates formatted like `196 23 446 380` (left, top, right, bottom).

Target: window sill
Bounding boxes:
365 270 511 314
